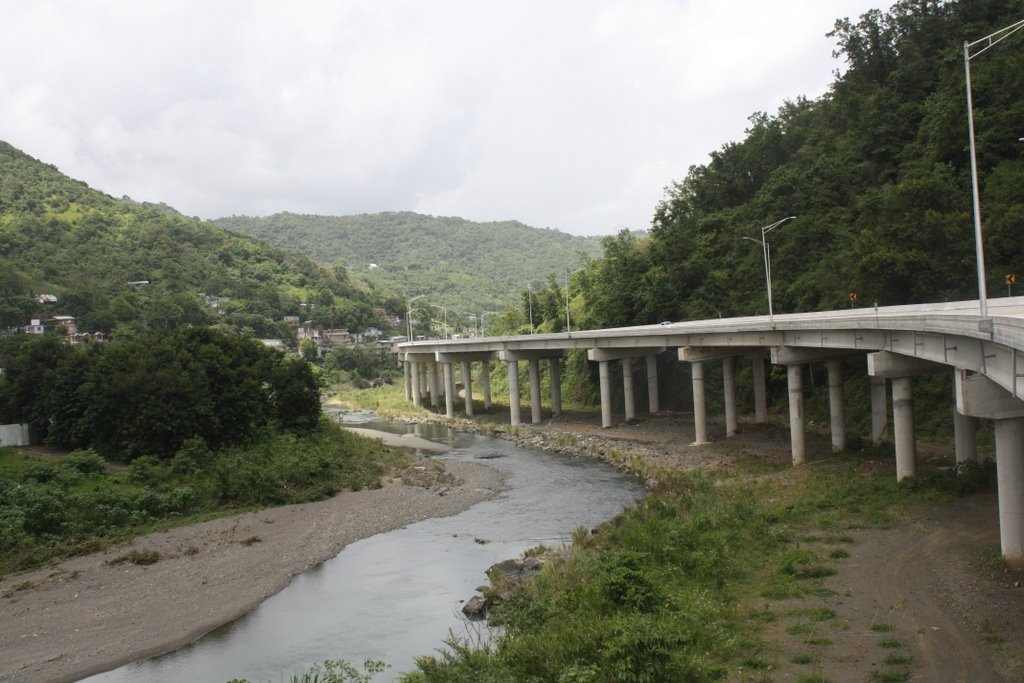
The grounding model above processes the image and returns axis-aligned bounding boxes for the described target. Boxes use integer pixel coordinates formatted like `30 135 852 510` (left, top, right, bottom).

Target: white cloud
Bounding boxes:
0 0 884 234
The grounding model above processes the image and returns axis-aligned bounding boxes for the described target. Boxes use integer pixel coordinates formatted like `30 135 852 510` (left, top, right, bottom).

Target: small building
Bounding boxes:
52 316 77 336
35 294 58 304
24 319 45 334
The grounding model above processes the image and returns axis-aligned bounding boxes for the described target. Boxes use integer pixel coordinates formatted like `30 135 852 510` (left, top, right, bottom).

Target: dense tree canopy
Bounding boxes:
0 328 321 459
524 0 1024 332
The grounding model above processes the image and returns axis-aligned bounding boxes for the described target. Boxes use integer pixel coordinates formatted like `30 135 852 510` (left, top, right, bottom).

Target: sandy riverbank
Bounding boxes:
0 429 504 683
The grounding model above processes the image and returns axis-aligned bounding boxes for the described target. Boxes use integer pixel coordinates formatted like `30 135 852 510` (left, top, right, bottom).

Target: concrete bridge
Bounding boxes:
396 297 1024 568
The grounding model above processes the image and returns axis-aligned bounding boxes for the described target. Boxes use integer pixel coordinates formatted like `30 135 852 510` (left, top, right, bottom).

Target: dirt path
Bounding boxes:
0 445 504 683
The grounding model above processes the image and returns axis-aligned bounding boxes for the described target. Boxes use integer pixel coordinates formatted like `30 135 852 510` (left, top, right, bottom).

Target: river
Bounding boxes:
84 413 645 682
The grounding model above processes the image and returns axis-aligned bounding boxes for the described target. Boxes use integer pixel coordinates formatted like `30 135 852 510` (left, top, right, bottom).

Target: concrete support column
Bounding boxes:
443 363 455 419
954 410 979 464
528 359 542 424
751 354 768 423
646 354 659 414
420 364 429 401
722 356 737 437
995 417 1024 569
434 362 443 400
892 376 916 481
461 361 474 417
787 364 806 465
411 361 422 408
428 361 439 408
481 361 492 409
870 376 889 446
827 359 846 452
599 360 612 428
403 361 411 402
691 361 708 444
508 361 521 426
550 358 562 416
622 358 636 422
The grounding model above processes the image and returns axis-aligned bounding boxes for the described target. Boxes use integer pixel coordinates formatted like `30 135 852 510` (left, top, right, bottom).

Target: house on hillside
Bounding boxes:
35 294 58 304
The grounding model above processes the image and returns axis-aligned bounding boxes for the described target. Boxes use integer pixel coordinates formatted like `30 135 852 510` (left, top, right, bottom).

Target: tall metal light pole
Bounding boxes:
742 216 796 324
480 311 497 336
964 18 1024 321
406 294 425 340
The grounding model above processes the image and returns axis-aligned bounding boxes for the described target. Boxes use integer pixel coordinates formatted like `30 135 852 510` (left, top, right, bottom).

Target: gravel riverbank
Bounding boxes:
0 429 504 683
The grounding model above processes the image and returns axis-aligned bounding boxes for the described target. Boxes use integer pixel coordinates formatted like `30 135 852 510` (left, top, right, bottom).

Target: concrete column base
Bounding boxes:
751 354 768 423
508 361 521 426
550 358 562 416
623 358 635 422
954 410 978 464
428 361 439 408
723 356 737 437
691 361 708 444
481 361 492 409
996 417 1024 569
892 376 916 481
461 361 473 417
787 364 806 465
870 376 889 446
827 359 846 452
411 361 421 408
443 363 455 418
599 360 612 428
646 354 659 414
403 361 412 402
528 359 542 424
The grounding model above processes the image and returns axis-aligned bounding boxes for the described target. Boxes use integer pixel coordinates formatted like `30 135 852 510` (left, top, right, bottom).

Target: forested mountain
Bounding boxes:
0 142 393 339
548 0 1024 332
215 212 604 315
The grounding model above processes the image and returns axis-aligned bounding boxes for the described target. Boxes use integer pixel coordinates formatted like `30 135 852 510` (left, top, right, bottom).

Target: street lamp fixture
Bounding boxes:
964 18 1024 321
743 216 796 324
406 294 426 341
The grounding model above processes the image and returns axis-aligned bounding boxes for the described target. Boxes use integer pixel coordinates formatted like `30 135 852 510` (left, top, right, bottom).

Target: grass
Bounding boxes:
106 549 161 566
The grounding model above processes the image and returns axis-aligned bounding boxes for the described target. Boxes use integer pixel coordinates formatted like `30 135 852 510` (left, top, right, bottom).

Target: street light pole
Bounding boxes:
480 311 497 336
743 216 796 324
565 268 583 333
406 294 425 340
964 18 1024 321
430 304 448 339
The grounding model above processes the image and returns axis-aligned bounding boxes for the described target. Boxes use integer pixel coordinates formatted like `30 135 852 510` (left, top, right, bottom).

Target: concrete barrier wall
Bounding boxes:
0 423 30 447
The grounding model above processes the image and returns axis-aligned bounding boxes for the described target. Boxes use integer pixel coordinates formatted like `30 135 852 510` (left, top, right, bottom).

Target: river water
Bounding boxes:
84 414 645 683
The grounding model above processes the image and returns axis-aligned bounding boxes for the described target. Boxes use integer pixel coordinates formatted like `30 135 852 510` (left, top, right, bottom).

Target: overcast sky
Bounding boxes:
1 1 886 236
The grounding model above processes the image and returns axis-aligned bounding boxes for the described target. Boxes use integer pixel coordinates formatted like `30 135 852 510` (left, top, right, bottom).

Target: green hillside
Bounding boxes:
214 212 605 316
0 142 393 339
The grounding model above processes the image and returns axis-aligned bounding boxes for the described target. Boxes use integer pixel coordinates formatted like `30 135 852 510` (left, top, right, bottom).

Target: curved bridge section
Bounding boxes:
397 297 1024 567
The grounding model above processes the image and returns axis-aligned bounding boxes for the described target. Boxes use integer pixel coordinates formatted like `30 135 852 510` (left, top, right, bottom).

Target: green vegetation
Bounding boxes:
0 327 320 458
215 212 604 319
399 452 993 681
0 422 403 577
0 141 391 337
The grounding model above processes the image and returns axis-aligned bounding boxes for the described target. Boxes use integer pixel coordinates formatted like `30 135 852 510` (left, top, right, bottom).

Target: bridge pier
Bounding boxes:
646 354 660 413
410 361 422 407
443 363 455 418
403 361 412 402
599 360 612 428
550 358 562 416
508 360 521 426
428 360 440 408
954 409 979 464
461 361 473 417
589 347 666 429
723 356 737 437
870 376 889 446
827 359 846 452
481 361 492 409
623 358 636 422
787 364 806 465
692 360 708 444
528 359 542 424
868 352 946 481
956 368 1024 569
752 353 768 423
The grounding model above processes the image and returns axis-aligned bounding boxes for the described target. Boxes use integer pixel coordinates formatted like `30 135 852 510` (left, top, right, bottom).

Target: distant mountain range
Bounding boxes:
215 212 606 314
